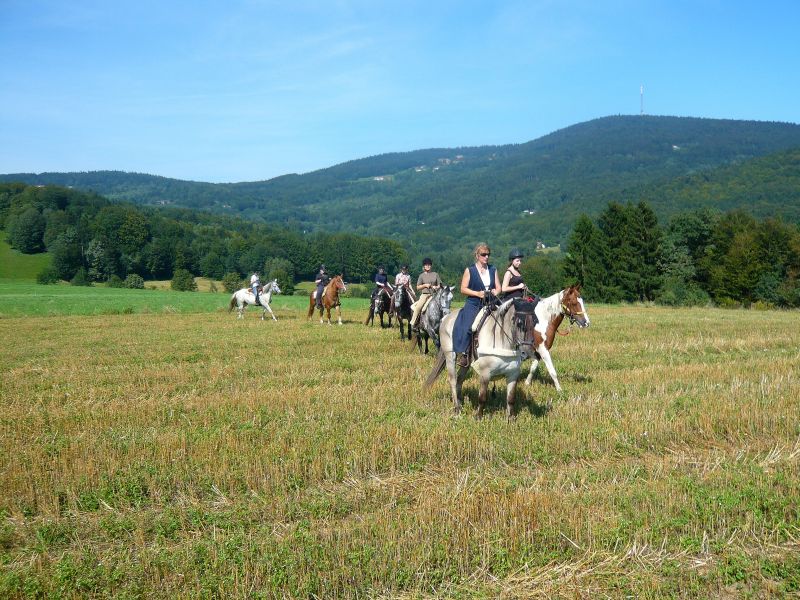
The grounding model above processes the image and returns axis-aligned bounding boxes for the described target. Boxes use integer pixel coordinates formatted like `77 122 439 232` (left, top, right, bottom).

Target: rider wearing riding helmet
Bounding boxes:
394 264 416 301
372 265 391 295
315 265 330 308
410 257 442 329
452 243 501 368
501 248 526 299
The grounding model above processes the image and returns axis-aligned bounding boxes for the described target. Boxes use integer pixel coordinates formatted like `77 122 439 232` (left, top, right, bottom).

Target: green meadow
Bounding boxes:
1 284 798 598
0 238 51 281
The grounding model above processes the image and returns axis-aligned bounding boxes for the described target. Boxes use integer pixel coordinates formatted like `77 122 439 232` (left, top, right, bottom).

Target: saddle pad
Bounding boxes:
470 307 488 332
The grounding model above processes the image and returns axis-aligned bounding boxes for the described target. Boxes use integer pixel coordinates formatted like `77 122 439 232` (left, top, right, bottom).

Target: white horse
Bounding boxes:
524 285 590 391
228 279 281 320
425 298 538 419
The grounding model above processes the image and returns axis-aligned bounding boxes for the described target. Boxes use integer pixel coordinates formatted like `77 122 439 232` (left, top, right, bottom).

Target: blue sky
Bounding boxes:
2 0 798 183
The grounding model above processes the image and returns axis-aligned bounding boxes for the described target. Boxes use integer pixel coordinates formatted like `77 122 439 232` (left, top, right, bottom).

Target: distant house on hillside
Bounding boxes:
536 241 546 250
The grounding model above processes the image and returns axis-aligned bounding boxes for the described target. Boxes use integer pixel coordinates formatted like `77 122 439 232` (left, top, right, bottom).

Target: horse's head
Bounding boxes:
269 279 281 294
561 284 590 328
437 285 454 315
504 298 538 359
333 275 346 292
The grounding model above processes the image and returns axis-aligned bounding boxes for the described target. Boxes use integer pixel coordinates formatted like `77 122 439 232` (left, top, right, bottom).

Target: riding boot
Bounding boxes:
456 352 470 368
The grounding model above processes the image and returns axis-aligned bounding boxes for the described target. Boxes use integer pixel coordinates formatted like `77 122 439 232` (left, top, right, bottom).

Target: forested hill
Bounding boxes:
4 115 800 259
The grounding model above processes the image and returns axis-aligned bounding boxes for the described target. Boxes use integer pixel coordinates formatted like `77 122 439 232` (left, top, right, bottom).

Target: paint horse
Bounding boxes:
307 274 347 325
425 297 538 419
523 285 590 391
364 285 393 328
229 278 282 320
411 285 454 354
392 283 415 340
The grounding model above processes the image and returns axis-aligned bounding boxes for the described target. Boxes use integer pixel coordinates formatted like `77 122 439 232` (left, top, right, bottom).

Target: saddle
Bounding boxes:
464 296 503 364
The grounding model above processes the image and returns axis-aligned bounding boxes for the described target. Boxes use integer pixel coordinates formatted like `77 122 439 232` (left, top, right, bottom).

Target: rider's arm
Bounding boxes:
460 268 484 299
493 269 502 293
501 270 514 294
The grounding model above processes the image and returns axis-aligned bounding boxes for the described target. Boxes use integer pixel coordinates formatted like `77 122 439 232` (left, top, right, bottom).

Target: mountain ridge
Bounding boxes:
4 115 800 258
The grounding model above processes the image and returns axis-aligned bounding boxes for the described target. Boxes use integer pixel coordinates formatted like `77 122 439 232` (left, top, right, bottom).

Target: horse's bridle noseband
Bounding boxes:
560 301 584 325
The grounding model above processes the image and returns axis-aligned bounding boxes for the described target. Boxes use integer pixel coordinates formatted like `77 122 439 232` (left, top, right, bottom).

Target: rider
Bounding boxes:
452 243 501 368
501 248 527 299
250 271 261 304
410 257 442 329
371 266 392 305
394 264 416 301
315 265 330 309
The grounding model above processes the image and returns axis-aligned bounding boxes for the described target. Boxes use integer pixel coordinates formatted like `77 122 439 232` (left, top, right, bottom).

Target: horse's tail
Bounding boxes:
424 350 447 390
228 294 236 312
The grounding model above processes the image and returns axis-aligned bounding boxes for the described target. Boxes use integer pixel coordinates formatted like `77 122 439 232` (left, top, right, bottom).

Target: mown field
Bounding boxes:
1 284 798 598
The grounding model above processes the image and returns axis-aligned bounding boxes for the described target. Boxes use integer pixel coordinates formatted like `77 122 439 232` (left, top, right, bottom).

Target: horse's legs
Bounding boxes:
445 353 465 415
505 377 519 420
336 304 342 326
476 376 489 419
524 358 540 385
264 303 277 321
537 346 562 391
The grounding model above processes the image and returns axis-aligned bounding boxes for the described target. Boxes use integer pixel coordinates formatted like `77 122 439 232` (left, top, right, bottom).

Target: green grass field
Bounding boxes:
0 237 51 280
0 281 359 319
1 289 798 598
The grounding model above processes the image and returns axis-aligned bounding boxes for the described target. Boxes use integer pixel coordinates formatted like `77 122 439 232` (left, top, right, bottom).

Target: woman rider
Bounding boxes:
452 243 502 368
501 248 526 299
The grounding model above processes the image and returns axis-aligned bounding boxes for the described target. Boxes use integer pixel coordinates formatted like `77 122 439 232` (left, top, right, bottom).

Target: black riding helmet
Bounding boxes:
320 264 326 272
508 248 524 261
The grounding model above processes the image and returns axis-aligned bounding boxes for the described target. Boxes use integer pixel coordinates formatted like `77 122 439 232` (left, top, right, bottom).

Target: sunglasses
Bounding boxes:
479 252 490 257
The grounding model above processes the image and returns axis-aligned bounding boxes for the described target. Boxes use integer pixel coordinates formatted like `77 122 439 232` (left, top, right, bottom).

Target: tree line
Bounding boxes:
523 201 800 308
0 183 408 292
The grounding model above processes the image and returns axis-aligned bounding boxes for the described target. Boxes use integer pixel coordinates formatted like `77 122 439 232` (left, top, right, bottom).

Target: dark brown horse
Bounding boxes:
364 285 393 328
307 275 347 325
392 283 415 340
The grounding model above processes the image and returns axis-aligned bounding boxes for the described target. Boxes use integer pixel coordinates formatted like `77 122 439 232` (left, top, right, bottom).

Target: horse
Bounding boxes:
228 279 282 320
364 285 393 328
307 274 347 325
523 285 590 391
411 285 454 354
392 283 415 340
424 297 538 419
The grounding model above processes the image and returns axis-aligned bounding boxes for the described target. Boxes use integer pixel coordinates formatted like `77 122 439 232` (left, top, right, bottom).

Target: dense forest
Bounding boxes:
4 181 798 308
518 202 800 308
0 183 408 291
5 115 800 266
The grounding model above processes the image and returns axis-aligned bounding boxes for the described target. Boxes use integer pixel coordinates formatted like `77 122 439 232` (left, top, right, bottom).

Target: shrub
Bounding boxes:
124 274 145 289
222 272 243 294
70 268 92 287
107 275 125 288
655 277 711 307
171 269 197 292
36 265 61 285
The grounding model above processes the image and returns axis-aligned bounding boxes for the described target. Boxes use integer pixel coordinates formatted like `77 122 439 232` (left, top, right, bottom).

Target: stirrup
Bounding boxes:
456 352 470 368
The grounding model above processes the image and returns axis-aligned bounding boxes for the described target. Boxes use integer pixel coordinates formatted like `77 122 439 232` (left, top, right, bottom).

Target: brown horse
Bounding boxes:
307 275 347 325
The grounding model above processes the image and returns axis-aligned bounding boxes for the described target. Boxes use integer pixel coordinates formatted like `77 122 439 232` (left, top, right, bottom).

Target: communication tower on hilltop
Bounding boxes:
640 85 644 115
